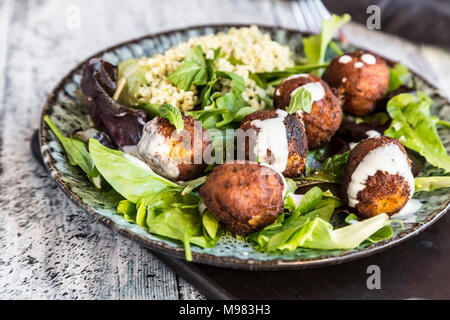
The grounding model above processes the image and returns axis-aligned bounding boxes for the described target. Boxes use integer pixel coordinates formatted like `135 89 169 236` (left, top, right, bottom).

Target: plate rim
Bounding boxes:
39 23 450 270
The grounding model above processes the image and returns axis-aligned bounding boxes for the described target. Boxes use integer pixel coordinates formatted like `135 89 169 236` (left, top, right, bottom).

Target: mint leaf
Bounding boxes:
168 45 208 91
287 87 312 114
159 104 184 130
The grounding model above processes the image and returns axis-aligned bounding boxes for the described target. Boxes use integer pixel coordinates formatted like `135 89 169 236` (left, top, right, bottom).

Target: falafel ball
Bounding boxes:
239 109 308 178
199 161 285 235
323 51 389 117
137 115 211 181
341 136 415 218
273 74 343 149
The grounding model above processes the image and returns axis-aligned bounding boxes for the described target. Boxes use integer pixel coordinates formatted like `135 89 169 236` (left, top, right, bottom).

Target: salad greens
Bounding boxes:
168 45 208 91
89 138 180 203
115 58 150 105
255 63 329 88
388 63 412 92
44 116 102 189
146 189 219 261
384 91 450 172
302 13 351 76
81 58 148 149
159 104 185 130
414 176 450 192
167 46 255 129
250 187 390 252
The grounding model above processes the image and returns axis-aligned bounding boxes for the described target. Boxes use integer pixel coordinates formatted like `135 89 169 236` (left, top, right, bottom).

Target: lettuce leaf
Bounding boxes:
280 213 389 250
116 58 150 106
414 176 450 192
388 63 412 92
302 14 351 76
89 138 180 203
384 92 450 172
80 58 147 149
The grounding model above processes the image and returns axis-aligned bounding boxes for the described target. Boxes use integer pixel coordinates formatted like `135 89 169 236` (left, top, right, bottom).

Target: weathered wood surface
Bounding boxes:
0 0 448 299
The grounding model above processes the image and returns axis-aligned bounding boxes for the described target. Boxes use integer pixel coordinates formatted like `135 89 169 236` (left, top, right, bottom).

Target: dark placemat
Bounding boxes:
31 131 449 300
323 0 450 48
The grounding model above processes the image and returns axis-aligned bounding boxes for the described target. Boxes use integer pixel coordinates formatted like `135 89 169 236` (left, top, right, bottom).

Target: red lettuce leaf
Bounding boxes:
80 58 147 149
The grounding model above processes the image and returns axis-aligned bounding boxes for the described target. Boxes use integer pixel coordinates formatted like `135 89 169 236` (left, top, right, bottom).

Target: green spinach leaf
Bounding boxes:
89 138 180 203
168 45 208 91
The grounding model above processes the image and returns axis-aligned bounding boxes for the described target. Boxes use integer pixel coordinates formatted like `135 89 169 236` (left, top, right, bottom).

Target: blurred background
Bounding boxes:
323 0 450 49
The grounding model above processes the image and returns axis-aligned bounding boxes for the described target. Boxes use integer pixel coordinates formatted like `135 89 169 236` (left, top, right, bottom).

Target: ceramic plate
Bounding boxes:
40 25 450 270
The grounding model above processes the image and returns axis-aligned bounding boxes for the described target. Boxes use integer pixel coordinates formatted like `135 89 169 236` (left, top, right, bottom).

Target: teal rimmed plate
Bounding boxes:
40 24 450 270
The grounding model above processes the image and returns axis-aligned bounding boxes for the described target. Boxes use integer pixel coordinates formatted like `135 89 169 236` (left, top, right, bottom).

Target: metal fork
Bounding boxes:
292 0 332 34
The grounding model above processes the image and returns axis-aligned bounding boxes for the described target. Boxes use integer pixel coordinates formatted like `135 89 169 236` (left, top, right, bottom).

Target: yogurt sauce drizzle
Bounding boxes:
251 109 289 173
391 199 422 219
365 130 381 139
361 53 376 65
290 82 325 102
338 55 352 64
285 73 309 80
137 119 180 179
347 143 415 207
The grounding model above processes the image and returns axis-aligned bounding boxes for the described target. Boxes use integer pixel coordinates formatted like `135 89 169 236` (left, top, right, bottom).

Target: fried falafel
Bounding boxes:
199 161 285 235
273 74 343 149
137 115 211 181
239 109 308 177
341 136 415 218
323 51 390 117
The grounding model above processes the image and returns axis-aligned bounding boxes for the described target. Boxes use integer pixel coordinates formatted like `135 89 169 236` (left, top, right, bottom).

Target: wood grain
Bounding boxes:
0 0 448 299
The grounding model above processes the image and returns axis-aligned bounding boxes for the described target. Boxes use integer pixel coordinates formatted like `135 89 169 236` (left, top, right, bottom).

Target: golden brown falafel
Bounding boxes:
240 109 308 177
341 136 414 218
323 51 390 117
137 115 211 181
273 74 343 149
199 161 285 235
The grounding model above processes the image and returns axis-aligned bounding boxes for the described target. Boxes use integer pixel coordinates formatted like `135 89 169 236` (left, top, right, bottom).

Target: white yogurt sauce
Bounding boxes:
354 61 364 68
137 118 180 179
290 82 325 102
347 143 415 207
285 73 309 81
391 199 422 218
338 55 352 64
251 110 289 173
122 145 138 156
361 53 377 65
365 130 381 139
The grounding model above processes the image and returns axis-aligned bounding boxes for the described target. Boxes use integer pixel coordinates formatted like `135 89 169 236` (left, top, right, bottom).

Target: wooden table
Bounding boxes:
0 0 448 299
